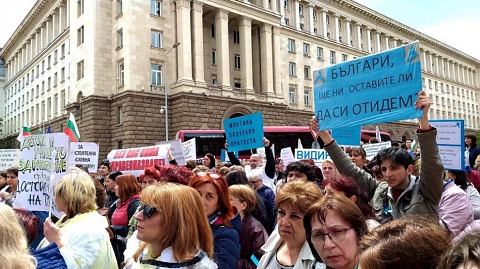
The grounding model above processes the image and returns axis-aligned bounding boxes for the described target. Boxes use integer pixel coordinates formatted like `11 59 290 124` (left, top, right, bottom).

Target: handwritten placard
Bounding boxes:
430 120 465 170
0 149 20 170
108 145 168 176
69 142 99 173
362 141 392 160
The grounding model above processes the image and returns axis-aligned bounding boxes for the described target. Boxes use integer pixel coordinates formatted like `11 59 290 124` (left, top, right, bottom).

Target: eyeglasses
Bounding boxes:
196 171 221 179
309 227 352 244
140 204 158 219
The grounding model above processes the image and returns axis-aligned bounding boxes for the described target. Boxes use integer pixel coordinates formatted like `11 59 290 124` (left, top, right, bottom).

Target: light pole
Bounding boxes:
164 42 181 141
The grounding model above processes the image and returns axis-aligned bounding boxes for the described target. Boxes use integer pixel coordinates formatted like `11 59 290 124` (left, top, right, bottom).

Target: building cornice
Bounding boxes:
330 0 479 64
203 0 282 25
0 0 55 58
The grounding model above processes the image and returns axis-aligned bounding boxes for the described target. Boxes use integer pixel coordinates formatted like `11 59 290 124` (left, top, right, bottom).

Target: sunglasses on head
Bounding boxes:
196 171 221 179
140 204 157 219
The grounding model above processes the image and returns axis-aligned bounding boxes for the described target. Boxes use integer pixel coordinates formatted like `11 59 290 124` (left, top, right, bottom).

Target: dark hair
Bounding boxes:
369 137 379 144
107 171 123 181
100 159 111 170
371 165 383 180
376 147 414 169
349 147 367 160
185 160 197 170
13 209 40 245
323 175 376 219
6 167 18 177
391 141 400 147
465 135 477 148
285 161 317 182
0 171 8 179
115 174 141 202
304 195 367 262
75 164 89 173
436 230 480 269
449 170 470 191
204 153 216 169
91 176 107 209
275 158 282 165
225 170 249 186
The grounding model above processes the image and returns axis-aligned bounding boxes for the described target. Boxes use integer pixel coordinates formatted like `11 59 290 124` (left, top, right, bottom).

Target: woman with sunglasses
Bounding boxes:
129 183 217 268
189 172 241 269
303 195 368 269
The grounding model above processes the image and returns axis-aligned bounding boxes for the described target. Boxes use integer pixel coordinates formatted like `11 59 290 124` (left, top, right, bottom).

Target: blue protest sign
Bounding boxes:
313 41 423 130
331 126 361 147
220 149 238 162
223 113 264 152
429 120 465 170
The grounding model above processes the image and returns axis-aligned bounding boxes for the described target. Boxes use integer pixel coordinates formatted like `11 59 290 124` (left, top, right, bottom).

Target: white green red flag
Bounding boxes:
64 113 80 142
17 126 31 142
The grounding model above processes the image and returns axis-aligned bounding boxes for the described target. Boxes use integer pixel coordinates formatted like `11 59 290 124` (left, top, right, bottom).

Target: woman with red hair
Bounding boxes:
110 174 141 267
189 172 241 269
323 175 380 230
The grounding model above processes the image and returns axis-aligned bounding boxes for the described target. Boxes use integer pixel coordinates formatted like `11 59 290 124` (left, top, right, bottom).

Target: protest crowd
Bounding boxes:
1 89 480 269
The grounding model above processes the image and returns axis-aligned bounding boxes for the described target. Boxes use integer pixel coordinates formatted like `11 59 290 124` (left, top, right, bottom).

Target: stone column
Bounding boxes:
294 0 300 30
263 0 269 9
392 38 397 47
271 0 277 12
192 1 205 85
428 53 433 73
422 50 427 71
216 9 231 89
366 27 372 53
446 60 451 79
40 23 45 50
58 3 64 32
333 14 340 42
239 17 253 91
385 35 389 50
53 9 58 38
279 0 285 25
176 0 193 82
356 23 362 50
375 32 381 52
30 34 35 59
321 8 328 38
272 26 282 95
308 3 315 34
260 24 274 94
346 19 351 46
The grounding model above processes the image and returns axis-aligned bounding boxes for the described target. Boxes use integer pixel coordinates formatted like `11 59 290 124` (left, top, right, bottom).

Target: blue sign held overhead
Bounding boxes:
313 41 423 130
220 149 238 162
223 113 265 152
331 126 362 147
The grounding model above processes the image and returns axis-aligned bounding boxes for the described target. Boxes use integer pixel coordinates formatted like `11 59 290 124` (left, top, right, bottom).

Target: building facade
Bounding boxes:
1 0 479 156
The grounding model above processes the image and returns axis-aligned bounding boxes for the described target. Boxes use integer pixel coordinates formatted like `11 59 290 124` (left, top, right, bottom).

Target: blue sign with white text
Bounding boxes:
313 41 423 130
331 126 362 147
223 113 264 152
220 149 239 162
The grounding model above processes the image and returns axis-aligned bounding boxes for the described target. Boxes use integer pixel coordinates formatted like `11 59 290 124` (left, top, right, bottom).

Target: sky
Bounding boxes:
0 0 479 59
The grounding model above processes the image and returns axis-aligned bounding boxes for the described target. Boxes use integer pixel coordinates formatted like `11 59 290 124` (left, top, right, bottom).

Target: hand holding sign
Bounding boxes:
310 116 334 146
262 137 271 148
414 90 432 131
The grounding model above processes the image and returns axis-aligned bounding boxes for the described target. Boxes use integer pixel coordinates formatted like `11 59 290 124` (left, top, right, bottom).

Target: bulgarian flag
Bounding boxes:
411 140 418 152
17 126 31 142
64 113 80 142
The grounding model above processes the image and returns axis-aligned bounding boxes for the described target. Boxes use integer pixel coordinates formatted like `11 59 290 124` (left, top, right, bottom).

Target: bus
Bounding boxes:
176 126 391 159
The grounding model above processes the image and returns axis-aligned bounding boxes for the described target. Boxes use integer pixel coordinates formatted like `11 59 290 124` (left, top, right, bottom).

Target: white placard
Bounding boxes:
362 141 392 161
69 142 99 173
156 139 186 166
439 145 463 170
0 149 20 170
108 145 169 176
280 147 295 170
182 138 197 160
15 133 69 217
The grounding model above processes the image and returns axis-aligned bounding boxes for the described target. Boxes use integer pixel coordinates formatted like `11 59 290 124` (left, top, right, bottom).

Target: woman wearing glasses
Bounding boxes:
257 181 324 269
189 172 241 269
304 195 368 269
130 183 217 268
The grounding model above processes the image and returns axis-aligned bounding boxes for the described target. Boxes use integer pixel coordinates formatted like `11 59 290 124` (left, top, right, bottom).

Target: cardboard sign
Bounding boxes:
0 149 20 170
280 147 295 170
15 133 69 217
182 138 197 161
430 120 465 170
68 142 99 173
221 149 238 162
313 41 423 130
156 139 186 166
363 141 392 161
223 113 265 152
108 145 168 176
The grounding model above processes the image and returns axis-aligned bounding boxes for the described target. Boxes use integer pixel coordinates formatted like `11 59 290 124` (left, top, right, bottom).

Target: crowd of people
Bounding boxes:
1 91 480 268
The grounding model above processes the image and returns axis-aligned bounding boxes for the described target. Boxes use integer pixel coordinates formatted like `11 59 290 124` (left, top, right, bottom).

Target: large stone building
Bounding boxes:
1 0 479 157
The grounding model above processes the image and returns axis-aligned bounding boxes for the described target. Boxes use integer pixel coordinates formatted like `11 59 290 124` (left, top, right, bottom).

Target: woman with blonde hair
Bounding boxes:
37 170 117 268
129 183 216 268
257 181 324 269
0 203 37 269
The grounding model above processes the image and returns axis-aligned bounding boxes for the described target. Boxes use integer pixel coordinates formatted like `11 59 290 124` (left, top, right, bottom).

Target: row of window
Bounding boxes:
287 39 348 63
288 87 312 106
